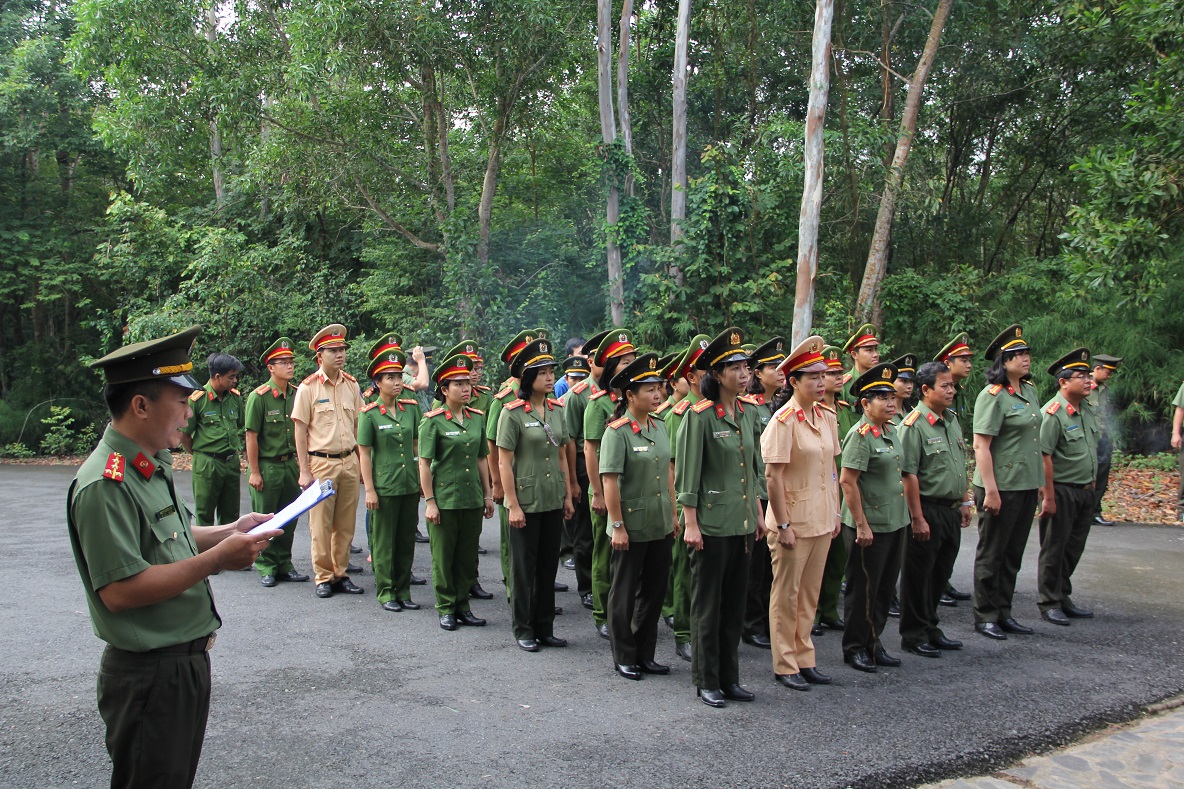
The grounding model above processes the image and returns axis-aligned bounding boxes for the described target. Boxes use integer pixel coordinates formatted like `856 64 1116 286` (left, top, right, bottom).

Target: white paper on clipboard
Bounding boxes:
248 479 335 534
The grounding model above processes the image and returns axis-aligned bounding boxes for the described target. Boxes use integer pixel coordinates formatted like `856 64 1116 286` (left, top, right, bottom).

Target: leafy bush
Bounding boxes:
39 406 97 456
1 442 35 459
1112 451 1177 472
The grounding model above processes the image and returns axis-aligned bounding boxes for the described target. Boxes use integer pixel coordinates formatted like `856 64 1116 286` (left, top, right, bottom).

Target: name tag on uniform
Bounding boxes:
1065 424 1080 432
154 504 177 520
317 398 330 403
632 446 650 452
378 424 392 430
926 437 943 445
444 431 460 437
267 409 280 416
1010 404 1025 411
874 447 892 453
712 430 731 439
524 421 540 428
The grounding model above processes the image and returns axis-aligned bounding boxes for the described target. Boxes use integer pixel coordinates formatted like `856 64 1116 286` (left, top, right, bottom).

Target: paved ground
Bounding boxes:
2 462 1183 788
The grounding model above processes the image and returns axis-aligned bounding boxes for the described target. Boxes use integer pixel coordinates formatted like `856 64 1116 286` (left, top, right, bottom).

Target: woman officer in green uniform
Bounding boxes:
357 347 423 612
419 352 495 631
675 328 765 708
601 353 676 681
839 364 907 673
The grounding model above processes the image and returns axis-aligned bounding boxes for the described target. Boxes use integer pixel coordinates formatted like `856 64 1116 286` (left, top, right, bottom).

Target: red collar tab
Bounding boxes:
796 409 806 422
132 452 155 479
927 411 937 425
753 394 765 405
1007 385 1016 395
445 410 454 420
524 403 532 412
1067 404 1077 415
631 420 642 434
715 404 725 418
870 425 881 438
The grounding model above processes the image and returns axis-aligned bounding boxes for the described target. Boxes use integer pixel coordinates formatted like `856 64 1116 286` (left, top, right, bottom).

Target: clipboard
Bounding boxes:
248 479 336 534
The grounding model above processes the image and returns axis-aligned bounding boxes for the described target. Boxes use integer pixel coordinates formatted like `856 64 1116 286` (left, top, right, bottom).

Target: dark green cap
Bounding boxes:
368 333 403 362
91 325 203 390
510 337 557 378
852 364 898 396
261 337 296 365
444 340 482 363
749 337 787 369
594 328 636 368
501 328 548 365
843 323 879 354
1093 354 1122 370
890 353 918 380
610 352 664 390
696 327 749 370
562 355 591 376
984 324 1029 361
1048 347 1091 378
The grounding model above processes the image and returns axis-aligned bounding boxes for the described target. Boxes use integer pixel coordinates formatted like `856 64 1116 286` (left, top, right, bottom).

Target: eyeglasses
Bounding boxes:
541 421 559 447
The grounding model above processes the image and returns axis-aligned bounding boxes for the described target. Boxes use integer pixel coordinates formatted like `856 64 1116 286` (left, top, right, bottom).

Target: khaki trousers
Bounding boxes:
308 454 360 585
767 531 830 675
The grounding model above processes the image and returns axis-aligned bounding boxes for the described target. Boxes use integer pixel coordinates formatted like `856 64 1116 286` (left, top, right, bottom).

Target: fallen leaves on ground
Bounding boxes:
1105 467 1180 525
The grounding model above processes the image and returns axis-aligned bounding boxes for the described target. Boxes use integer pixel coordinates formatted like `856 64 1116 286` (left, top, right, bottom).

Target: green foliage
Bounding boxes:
39 405 96 456
1113 451 1177 472
1 442 35 459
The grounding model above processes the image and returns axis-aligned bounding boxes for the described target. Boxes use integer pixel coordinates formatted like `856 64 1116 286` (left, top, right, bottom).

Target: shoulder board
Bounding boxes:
254 383 272 396
230 388 241 396
673 400 692 415
189 390 205 402
837 400 850 408
655 401 672 415
548 397 564 408
474 384 491 393
1045 401 1061 414
589 389 609 400
361 402 380 412
505 399 526 411
692 399 714 413
301 372 319 385
424 407 446 418
342 372 357 382
571 380 590 395
495 387 514 400
775 406 797 423
398 398 418 406
101 452 126 483
902 411 921 426
987 384 1004 395
465 406 485 416
738 394 760 405
361 386 375 398
857 423 873 435
818 402 836 414
608 415 631 430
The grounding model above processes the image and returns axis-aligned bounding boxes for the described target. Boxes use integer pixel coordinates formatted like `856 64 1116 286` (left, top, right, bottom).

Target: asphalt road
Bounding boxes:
2 463 1183 788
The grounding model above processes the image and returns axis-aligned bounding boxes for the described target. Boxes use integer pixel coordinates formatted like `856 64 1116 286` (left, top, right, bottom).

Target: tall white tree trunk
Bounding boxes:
856 0 953 324
204 2 225 205
668 0 691 286
597 0 624 326
617 0 635 196
792 0 834 347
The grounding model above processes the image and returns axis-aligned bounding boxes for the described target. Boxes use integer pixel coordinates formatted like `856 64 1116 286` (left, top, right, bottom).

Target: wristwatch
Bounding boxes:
777 522 790 531
611 520 625 530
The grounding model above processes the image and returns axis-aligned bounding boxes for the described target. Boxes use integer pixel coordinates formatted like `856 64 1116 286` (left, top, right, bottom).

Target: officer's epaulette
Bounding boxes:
475 384 491 393
254 383 272 396
738 394 760 405
775 405 799 423
589 389 610 400
495 387 514 400
1045 401 1061 415
101 452 125 483
340 372 355 382
361 402 381 412
505 399 526 411
398 397 418 406
301 372 320 385
425 406 446 418
361 386 375 399
655 400 672 416
673 399 692 415
857 422 873 435
692 399 714 413
818 402 836 414
189 389 205 402
230 388 241 396
837 399 851 408
547 397 564 408
902 410 922 427
608 415 630 430
987 384 1004 395
465 406 485 416
570 379 590 395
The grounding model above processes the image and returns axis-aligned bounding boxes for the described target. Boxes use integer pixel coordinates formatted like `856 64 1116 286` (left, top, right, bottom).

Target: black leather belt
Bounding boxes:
197 450 237 461
113 634 216 656
308 450 351 459
1054 481 1093 490
919 496 961 509
260 454 293 462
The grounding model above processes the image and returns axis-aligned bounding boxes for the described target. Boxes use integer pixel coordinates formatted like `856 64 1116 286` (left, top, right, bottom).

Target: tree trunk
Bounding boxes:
598 0 624 326
855 0 953 324
617 0 634 196
792 0 834 347
669 0 691 287
879 1 897 167
205 3 225 205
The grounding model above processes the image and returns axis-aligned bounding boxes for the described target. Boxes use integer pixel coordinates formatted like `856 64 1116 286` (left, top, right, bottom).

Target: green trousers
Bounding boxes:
815 531 848 622
251 459 301 577
661 524 693 645
499 504 513 600
98 645 211 789
430 508 483 615
590 509 611 626
371 493 420 603
191 452 241 526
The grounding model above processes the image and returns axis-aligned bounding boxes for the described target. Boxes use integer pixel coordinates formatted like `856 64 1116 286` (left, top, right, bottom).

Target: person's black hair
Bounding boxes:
984 350 1033 386
104 379 170 420
517 366 546 401
373 370 402 386
597 354 630 393
770 370 805 412
746 362 776 395
916 361 949 392
854 390 893 415
207 353 243 377
612 381 657 421
565 337 586 356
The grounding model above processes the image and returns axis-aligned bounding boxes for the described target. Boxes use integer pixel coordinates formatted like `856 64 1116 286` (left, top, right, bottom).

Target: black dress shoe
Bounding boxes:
999 617 1034 635
742 633 771 648
931 635 963 650
845 650 877 672
554 606 563 615
887 600 901 618
639 659 670 675
775 673 810 691
410 574 427 585
938 593 957 607
697 688 726 708
439 614 458 631
800 667 832 685
398 599 420 610
596 622 610 640
382 600 403 612
976 622 1007 640
722 684 754 702
947 586 972 601
350 543 362 554
811 623 825 636
663 614 674 629
276 570 310 582
477 545 488 554
581 593 594 610
615 663 642 680
1062 603 1094 619
315 582 334 598
260 575 278 588
563 558 576 571
904 642 941 658
456 610 486 627
537 635 567 648
415 530 430 543
675 642 692 662
469 583 494 600
1094 515 1114 526
1042 608 1071 626
820 617 845 631
347 562 363 574
554 581 569 592
517 638 539 652
333 577 365 595
874 647 902 667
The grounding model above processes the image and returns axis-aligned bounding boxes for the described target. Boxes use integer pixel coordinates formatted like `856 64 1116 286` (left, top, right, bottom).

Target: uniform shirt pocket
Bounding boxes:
515 475 537 508
150 517 188 564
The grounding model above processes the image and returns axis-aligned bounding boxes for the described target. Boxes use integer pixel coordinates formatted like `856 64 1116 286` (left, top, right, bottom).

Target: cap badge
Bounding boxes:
459 358 468 368
1081 351 1088 360
649 357 656 369
777 341 784 351
1016 327 1023 338
729 331 740 345
882 367 890 377
281 342 289 349
388 354 397 362
525 335 534 343
540 342 548 353
618 332 628 343
466 344 474 353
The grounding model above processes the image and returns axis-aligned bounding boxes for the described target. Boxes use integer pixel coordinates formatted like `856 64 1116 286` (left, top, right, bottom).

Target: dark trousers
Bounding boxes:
899 503 961 648
608 534 673 666
743 500 772 637
1093 433 1112 520
590 508 611 625
429 507 483 615
508 509 563 640
251 459 301 576
815 530 847 622
98 645 211 789
972 487 1038 624
1038 484 1094 610
842 526 905 658
689 532 753 689
569 470 594 596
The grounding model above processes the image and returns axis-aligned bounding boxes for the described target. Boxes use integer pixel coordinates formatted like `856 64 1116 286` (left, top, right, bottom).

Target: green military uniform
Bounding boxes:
584 387 619 626
1037 349 1101 619
817 345 855 627
244 349 301 580
899 402 968 649
971 324 1043 631
840 387 909 663
1087 353 1122 522
182 381 244 526
357 391 422 606
562 373 596 599
839 323 880 405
